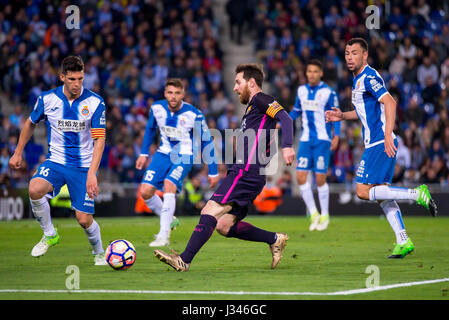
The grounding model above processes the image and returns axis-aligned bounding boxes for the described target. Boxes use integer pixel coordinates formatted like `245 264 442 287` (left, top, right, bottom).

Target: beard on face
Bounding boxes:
168 99 181 109
239 84 251 104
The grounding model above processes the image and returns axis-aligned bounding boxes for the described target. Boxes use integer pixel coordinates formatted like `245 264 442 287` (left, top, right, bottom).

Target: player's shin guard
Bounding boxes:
145 194 163 216
30 197 56 237
380 200 408 245
180 214 217 263
84 220 104 255
226 221 277 244
299 182 317 214
369 185 418 202
159 193 176 238
317 183 329 216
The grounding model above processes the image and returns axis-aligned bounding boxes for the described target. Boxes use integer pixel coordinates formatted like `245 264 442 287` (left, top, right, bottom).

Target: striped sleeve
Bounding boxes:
91 128 106 139
91 99 106 139
265 100 284 118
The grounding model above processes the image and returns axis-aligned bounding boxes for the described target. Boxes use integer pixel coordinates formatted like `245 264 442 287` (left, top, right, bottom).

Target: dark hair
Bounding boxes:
61 55 84 74
346 38 369 52
306 59 323 70
165 78 184 90
235 63 264 88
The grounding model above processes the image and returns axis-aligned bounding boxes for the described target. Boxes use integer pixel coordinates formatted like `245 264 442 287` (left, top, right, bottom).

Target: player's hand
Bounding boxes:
330 135 339 151
208 175 219 189
384 135 397 158
135 155 148 170
275 123 281 129
325 107 343 122
86 171 98 199
282 147 295 166
9 153 23 170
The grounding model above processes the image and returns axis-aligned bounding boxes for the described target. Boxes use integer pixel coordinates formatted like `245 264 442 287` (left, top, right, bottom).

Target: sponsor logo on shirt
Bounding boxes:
57 120 87 132
302 99 320 111
161 125 187 139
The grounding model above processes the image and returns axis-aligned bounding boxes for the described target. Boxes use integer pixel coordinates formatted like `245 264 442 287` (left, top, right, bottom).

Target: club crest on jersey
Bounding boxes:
81 106 89 116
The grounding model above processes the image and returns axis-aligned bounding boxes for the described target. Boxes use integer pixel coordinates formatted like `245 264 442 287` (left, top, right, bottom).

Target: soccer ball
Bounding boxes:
105 239 136 270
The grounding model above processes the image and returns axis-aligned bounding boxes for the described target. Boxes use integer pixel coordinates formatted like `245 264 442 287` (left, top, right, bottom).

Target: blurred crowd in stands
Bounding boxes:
1 0 449 196
0 0 232 190
249 0 449 187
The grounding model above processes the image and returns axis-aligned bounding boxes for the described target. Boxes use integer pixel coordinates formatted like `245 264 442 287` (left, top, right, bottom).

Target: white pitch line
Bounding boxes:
1 278 449 296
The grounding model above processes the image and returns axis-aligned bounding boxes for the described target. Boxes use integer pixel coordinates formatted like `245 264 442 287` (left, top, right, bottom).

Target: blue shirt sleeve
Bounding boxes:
197 113 218 176
289 95 302 120
140 107 157 156
326 90 341 137
365 74 388 101
91 99 106 129
30 95 45 124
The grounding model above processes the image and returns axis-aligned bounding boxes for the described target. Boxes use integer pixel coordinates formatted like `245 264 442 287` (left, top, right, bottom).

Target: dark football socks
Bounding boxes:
180 214 217 263
226 221 277 245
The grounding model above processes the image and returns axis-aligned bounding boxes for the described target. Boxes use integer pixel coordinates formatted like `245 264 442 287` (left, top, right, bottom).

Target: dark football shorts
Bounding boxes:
209 167 266 221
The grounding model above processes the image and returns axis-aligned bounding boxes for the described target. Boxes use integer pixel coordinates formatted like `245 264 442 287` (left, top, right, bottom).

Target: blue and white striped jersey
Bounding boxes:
351 65 395 148
141 100 218 176
30 85 106 168
290 81 340 142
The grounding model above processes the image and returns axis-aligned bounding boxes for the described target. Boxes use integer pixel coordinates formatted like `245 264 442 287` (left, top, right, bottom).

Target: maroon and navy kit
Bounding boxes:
210 92 293 219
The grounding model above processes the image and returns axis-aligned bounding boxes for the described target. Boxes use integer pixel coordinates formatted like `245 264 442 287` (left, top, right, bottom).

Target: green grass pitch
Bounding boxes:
0 215 448 300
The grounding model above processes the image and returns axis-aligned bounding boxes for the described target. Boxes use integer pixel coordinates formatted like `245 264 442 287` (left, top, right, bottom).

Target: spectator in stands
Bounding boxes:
417 56 439 88
276 170 292 197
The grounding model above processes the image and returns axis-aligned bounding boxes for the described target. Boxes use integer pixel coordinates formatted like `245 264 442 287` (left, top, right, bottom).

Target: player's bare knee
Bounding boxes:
356 188 369 200
296 171 308 185
201 200 224 219
140 184 155 200
163 180 177 194
215 221 230 236
76 213 93 229
29 183 46 200
315 175 327 187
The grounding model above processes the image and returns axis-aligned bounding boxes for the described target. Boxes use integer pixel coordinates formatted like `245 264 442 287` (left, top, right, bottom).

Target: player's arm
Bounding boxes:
325 108 358 122
327 91 340 151
87 101 107 199
271 107 295 166
10 96 44 169
9 118 36 170
380 93 397 158
136 107 156 170
197 114 219 188
288 95 302 121
87 137 105 199
365 74 397 158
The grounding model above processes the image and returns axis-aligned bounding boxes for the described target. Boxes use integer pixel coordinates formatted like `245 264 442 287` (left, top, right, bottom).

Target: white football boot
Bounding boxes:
94 252 108 266
149 234 170 247
31 229 59 257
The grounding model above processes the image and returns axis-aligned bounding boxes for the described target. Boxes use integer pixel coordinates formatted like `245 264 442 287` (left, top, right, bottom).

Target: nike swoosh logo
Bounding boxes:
213 194 224 197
